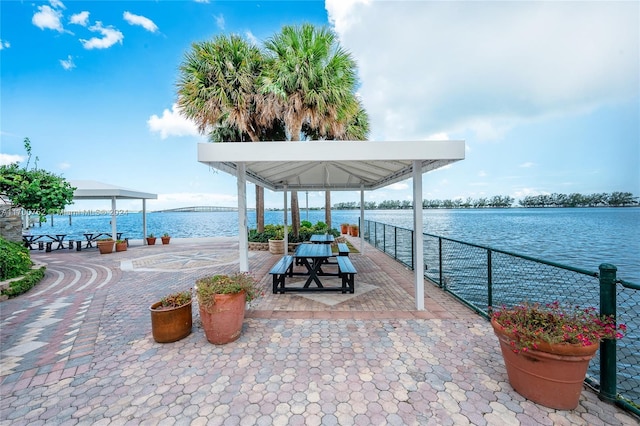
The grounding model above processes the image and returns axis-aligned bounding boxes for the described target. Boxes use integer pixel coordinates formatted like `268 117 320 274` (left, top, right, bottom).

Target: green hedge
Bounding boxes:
0 237 32 280
1 266 45 298
248 222 340 243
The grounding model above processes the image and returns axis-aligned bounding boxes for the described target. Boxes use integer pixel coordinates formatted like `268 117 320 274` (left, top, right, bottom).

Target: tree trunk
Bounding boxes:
291 191 300 237
325 191 331 229
256 185 264 233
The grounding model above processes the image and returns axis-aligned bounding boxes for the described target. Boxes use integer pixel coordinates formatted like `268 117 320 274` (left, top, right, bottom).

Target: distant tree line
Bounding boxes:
332 192 638 210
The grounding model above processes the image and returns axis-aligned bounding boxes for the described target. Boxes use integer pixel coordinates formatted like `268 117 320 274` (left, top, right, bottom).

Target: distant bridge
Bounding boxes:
153 206 255 213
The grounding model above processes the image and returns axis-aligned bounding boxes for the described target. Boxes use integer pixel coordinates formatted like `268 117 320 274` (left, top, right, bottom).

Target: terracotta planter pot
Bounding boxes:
97 240 115 254
199 291 246 345
150 300 192 343
340 224 349 234
115 241 127 252
161 236 171 245
350 227 359 237
146 237 157 245
491 318 598 410
268 239 284 255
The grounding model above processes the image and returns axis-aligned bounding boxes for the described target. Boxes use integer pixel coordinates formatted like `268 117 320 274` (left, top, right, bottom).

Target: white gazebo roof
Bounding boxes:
198 140 465 192
197 139 466 311
70 180 157 200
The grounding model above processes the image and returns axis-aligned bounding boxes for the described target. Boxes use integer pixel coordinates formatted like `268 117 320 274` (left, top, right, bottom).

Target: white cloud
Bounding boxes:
32 5 64 32
60 55 75 70
147 104 201 139
0 154 25 166
245 31 258 46
388 182 409 191
0 39 10 50
478 170 487 177
520 162 535 168
214 14 225 30
69 11 90 27
326 1 639 142
58 162 71 170
80 22 124 49
50 0 65 9
123 11 159 33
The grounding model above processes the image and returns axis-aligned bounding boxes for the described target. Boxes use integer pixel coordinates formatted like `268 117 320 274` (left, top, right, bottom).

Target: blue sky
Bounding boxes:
1 0 638 211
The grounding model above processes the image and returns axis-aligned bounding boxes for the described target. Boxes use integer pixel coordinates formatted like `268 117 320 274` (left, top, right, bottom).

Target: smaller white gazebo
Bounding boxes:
198 140 465 310
69 180 157 242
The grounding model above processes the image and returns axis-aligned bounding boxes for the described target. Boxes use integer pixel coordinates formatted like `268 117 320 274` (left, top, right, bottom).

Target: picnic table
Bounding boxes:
269 243 356 294
83 232 123 248
309 234 334 244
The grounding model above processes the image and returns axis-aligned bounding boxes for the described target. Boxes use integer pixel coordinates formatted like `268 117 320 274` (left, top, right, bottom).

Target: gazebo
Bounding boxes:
69 180 157 242
197 140 465 310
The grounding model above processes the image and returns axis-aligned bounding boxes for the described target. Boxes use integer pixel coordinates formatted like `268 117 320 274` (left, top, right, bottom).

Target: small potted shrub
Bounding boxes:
149 290 192 343
491 301 625 409
161 233 171 245
340 223 349 234
115 239 127 252
349 224 359 237
96 238 115 254
196 273 261 344
267 228 285 255
146 233 157 245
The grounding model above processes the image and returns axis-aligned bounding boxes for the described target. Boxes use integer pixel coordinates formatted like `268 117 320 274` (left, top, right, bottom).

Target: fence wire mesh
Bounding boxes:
363 219 639 410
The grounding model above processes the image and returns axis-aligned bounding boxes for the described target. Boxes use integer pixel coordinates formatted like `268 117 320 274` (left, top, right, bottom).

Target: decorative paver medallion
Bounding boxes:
120 250 245 272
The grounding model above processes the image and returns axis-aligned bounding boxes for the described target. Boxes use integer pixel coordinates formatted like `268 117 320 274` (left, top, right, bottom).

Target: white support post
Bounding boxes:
413 161 425 310
360 186 365 254
142 199 147 242
237 162 249 272
283 186 289 255
111 197 117 243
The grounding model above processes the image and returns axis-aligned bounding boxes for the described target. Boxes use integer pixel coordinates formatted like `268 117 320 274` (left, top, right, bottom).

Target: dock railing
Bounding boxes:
362 219 639 415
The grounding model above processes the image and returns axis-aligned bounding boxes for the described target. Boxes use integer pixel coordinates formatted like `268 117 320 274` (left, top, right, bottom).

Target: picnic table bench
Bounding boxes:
337 243 350 256
337 256 356 293
269 255 294 293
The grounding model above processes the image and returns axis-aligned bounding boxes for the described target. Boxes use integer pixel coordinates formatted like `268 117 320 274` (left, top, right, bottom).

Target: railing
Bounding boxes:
362 219 640 415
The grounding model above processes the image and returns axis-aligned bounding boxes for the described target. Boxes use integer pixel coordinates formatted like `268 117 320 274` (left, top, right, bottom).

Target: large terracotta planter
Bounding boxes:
97 240 115 254
115 241 127 252
340 224 349 234
199 291 246 345
350 226 359 237
150 300 193 343
491 318 599 410
268 239 284 255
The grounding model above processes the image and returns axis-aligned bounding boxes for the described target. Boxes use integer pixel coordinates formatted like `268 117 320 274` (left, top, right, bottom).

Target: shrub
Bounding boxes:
0 237 32 280
1 266 45 298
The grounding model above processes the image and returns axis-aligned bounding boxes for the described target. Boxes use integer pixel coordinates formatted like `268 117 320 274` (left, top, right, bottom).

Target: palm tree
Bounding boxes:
176 34 270 231
262 23 358 237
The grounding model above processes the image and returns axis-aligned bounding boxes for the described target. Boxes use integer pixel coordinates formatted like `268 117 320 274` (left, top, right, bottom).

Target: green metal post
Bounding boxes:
599 263 617 404
487 249 493 313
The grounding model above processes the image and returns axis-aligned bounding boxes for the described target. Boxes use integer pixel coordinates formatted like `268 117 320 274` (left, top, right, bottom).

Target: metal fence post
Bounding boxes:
487 249 493 312
599 263 618 404
438 237 443 288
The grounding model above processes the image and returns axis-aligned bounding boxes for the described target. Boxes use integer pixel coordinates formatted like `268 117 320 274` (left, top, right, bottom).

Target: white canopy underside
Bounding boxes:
198 140 465 191
70 180 157 200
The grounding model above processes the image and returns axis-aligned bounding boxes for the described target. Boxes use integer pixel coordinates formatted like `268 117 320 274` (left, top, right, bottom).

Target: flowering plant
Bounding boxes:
491 301 626 353
196 272 262 311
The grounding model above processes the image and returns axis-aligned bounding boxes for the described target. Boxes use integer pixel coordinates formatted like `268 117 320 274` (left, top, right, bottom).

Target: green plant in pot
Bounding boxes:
491 301 625 410
149 289 193 343
268 228 285 255
161 232 171 245
146 233 156 245
96 238 115 254
196 273 261 345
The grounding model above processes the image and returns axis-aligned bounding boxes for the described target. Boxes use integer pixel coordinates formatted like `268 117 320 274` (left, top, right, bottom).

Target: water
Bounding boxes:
28 207 639 282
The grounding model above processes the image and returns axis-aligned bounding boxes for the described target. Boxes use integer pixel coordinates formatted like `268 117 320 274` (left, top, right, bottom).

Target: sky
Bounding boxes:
1 0 638 211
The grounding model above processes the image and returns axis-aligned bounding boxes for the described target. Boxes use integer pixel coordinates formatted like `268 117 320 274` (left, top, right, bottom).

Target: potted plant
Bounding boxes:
268 229 285 255
96 238 115 254
149 290 192 343
196 272 261 345
146 233 156 245
115 239 127 252
161 233 171 245
340 223 349 234
491 301 625 410
349 224 359 237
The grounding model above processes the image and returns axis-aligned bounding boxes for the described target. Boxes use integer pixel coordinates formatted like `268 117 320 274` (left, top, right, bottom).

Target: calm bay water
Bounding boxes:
30 207 639 282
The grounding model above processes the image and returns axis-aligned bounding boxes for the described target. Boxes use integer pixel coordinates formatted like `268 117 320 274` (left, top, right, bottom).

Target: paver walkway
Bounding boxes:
1 237 637 425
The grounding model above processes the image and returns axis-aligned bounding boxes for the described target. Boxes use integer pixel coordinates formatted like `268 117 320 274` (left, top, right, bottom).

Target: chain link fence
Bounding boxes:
363 219 639 414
